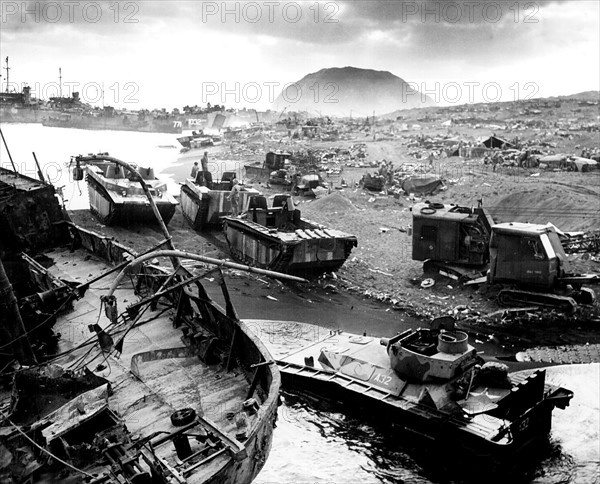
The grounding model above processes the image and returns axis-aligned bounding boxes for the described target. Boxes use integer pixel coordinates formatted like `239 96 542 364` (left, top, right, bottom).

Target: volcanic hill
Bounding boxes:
273 66 434 117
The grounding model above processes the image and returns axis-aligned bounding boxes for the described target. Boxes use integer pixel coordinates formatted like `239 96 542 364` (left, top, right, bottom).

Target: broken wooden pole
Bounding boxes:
0 258 37 364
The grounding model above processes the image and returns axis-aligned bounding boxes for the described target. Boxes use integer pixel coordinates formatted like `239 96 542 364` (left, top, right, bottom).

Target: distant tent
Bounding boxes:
401 175 443 196
482 135 514 149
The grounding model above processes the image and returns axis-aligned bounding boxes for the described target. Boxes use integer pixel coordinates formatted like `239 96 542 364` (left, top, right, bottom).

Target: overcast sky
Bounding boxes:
1 0 598 110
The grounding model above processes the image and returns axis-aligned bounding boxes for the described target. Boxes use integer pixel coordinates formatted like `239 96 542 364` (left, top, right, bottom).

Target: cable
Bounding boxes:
71 306 170 372
67 301 105 371
0 411 96 479
0 292 75 351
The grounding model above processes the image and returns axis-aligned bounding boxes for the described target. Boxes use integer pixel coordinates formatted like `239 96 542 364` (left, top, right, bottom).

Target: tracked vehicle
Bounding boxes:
488 222 598 311
222 194 357 275
244 150 290 181
180 171 260 230
277 318 573 462
412 202 599 311
72 153 178 226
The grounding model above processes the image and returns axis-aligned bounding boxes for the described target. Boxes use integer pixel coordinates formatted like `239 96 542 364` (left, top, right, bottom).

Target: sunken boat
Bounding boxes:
72 153 178 225
180 171 260 230
277 318 573 462
222 194 357 275
0 154 290 484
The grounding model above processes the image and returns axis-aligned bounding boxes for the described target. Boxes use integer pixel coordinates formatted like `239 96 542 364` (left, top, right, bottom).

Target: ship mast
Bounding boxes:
3 56 9 92
59 67 62 98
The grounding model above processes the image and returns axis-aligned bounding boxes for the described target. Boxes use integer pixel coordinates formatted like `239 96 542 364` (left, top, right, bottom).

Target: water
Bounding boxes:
2 124 598 484
258 365 599 484
0 123 243 211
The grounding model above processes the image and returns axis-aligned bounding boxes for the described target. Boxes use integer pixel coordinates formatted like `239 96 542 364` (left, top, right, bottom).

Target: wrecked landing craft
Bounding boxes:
0 155 299 483
222 194 357 276
71 153 179 226
277 319 573 467
1 237 289 484
180 171 260 231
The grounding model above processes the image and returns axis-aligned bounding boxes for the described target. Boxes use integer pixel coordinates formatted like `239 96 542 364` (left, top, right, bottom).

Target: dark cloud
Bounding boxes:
346 0 568 26
1 0 595 90
1 0 154 34
0 0 579 47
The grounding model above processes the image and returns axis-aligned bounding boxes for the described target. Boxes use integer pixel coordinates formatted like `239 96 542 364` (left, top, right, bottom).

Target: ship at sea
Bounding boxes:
0 85 44 123
0 88 182 134
42 103 183 134
0 59 182 133
0 146 296 483
40 89 183 134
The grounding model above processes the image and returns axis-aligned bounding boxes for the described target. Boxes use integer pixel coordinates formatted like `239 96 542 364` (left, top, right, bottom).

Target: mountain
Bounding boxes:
272 66 434 117
557 91 599 101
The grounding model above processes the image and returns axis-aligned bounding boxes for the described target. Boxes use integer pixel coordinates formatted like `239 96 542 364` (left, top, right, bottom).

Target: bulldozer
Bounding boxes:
412 202 599 312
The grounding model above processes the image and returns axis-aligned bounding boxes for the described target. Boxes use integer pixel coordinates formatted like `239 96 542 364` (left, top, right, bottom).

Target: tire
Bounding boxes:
171 408 196 426
420 206 436 215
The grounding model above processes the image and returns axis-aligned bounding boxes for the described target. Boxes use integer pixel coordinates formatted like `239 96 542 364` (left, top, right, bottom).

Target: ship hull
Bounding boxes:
2 220 281 483
0 106 44 123
42 114 182 133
